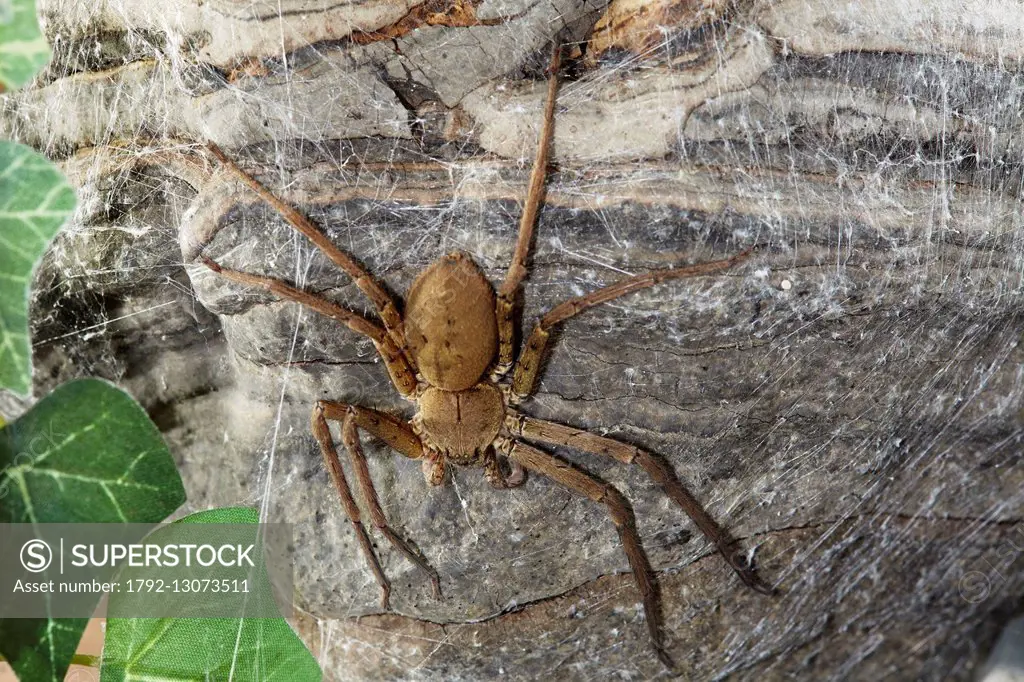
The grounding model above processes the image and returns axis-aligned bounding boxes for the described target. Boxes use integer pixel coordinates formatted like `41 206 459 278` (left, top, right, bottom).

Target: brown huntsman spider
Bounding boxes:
200 45 772 668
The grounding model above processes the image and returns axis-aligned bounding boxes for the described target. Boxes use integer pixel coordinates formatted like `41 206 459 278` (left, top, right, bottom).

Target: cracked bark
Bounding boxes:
5 0 1024 680
291 518 1020 680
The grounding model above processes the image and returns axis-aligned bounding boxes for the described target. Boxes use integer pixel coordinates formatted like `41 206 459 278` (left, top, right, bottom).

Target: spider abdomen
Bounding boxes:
416 384 505 462
405 252 498 391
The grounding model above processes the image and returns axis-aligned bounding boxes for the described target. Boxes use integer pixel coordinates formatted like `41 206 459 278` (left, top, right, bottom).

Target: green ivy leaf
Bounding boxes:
0 378 186 524
0 0 52 90
0 140 77 396
102 508 322 682
0 378 186 681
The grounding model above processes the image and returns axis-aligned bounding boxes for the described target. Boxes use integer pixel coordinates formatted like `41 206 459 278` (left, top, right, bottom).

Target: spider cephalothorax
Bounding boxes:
200 46 771 670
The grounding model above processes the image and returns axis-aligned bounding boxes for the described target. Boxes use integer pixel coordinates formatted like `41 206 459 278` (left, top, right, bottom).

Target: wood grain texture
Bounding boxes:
5 0 1023 679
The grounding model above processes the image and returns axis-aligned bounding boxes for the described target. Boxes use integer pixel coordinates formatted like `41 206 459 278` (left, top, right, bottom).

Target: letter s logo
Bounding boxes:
21 539 52 573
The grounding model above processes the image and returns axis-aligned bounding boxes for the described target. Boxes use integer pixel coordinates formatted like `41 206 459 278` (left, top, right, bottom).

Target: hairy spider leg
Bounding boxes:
511 249 754 398
207 142 409 359
313 401 441 605
201 257 417 396
500 439 674 669
507 412 774 594
494 44 563 377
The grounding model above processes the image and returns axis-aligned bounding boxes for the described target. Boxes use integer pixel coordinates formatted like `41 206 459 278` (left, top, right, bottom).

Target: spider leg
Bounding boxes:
206 142 408 356
511 249 753 398
500 438 674 669
494 43 563 377
312 401 442 607
507 412 774 595
201 257 417 397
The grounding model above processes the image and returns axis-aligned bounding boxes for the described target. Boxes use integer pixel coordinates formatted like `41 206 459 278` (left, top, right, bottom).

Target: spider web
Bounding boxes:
4 0 1024 679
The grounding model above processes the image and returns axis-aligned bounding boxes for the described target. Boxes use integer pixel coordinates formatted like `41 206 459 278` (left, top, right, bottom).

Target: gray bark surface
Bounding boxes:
4 0 1023 679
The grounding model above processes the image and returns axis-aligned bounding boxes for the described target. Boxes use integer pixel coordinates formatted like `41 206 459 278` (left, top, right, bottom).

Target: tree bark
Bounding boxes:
6 0 1024 679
